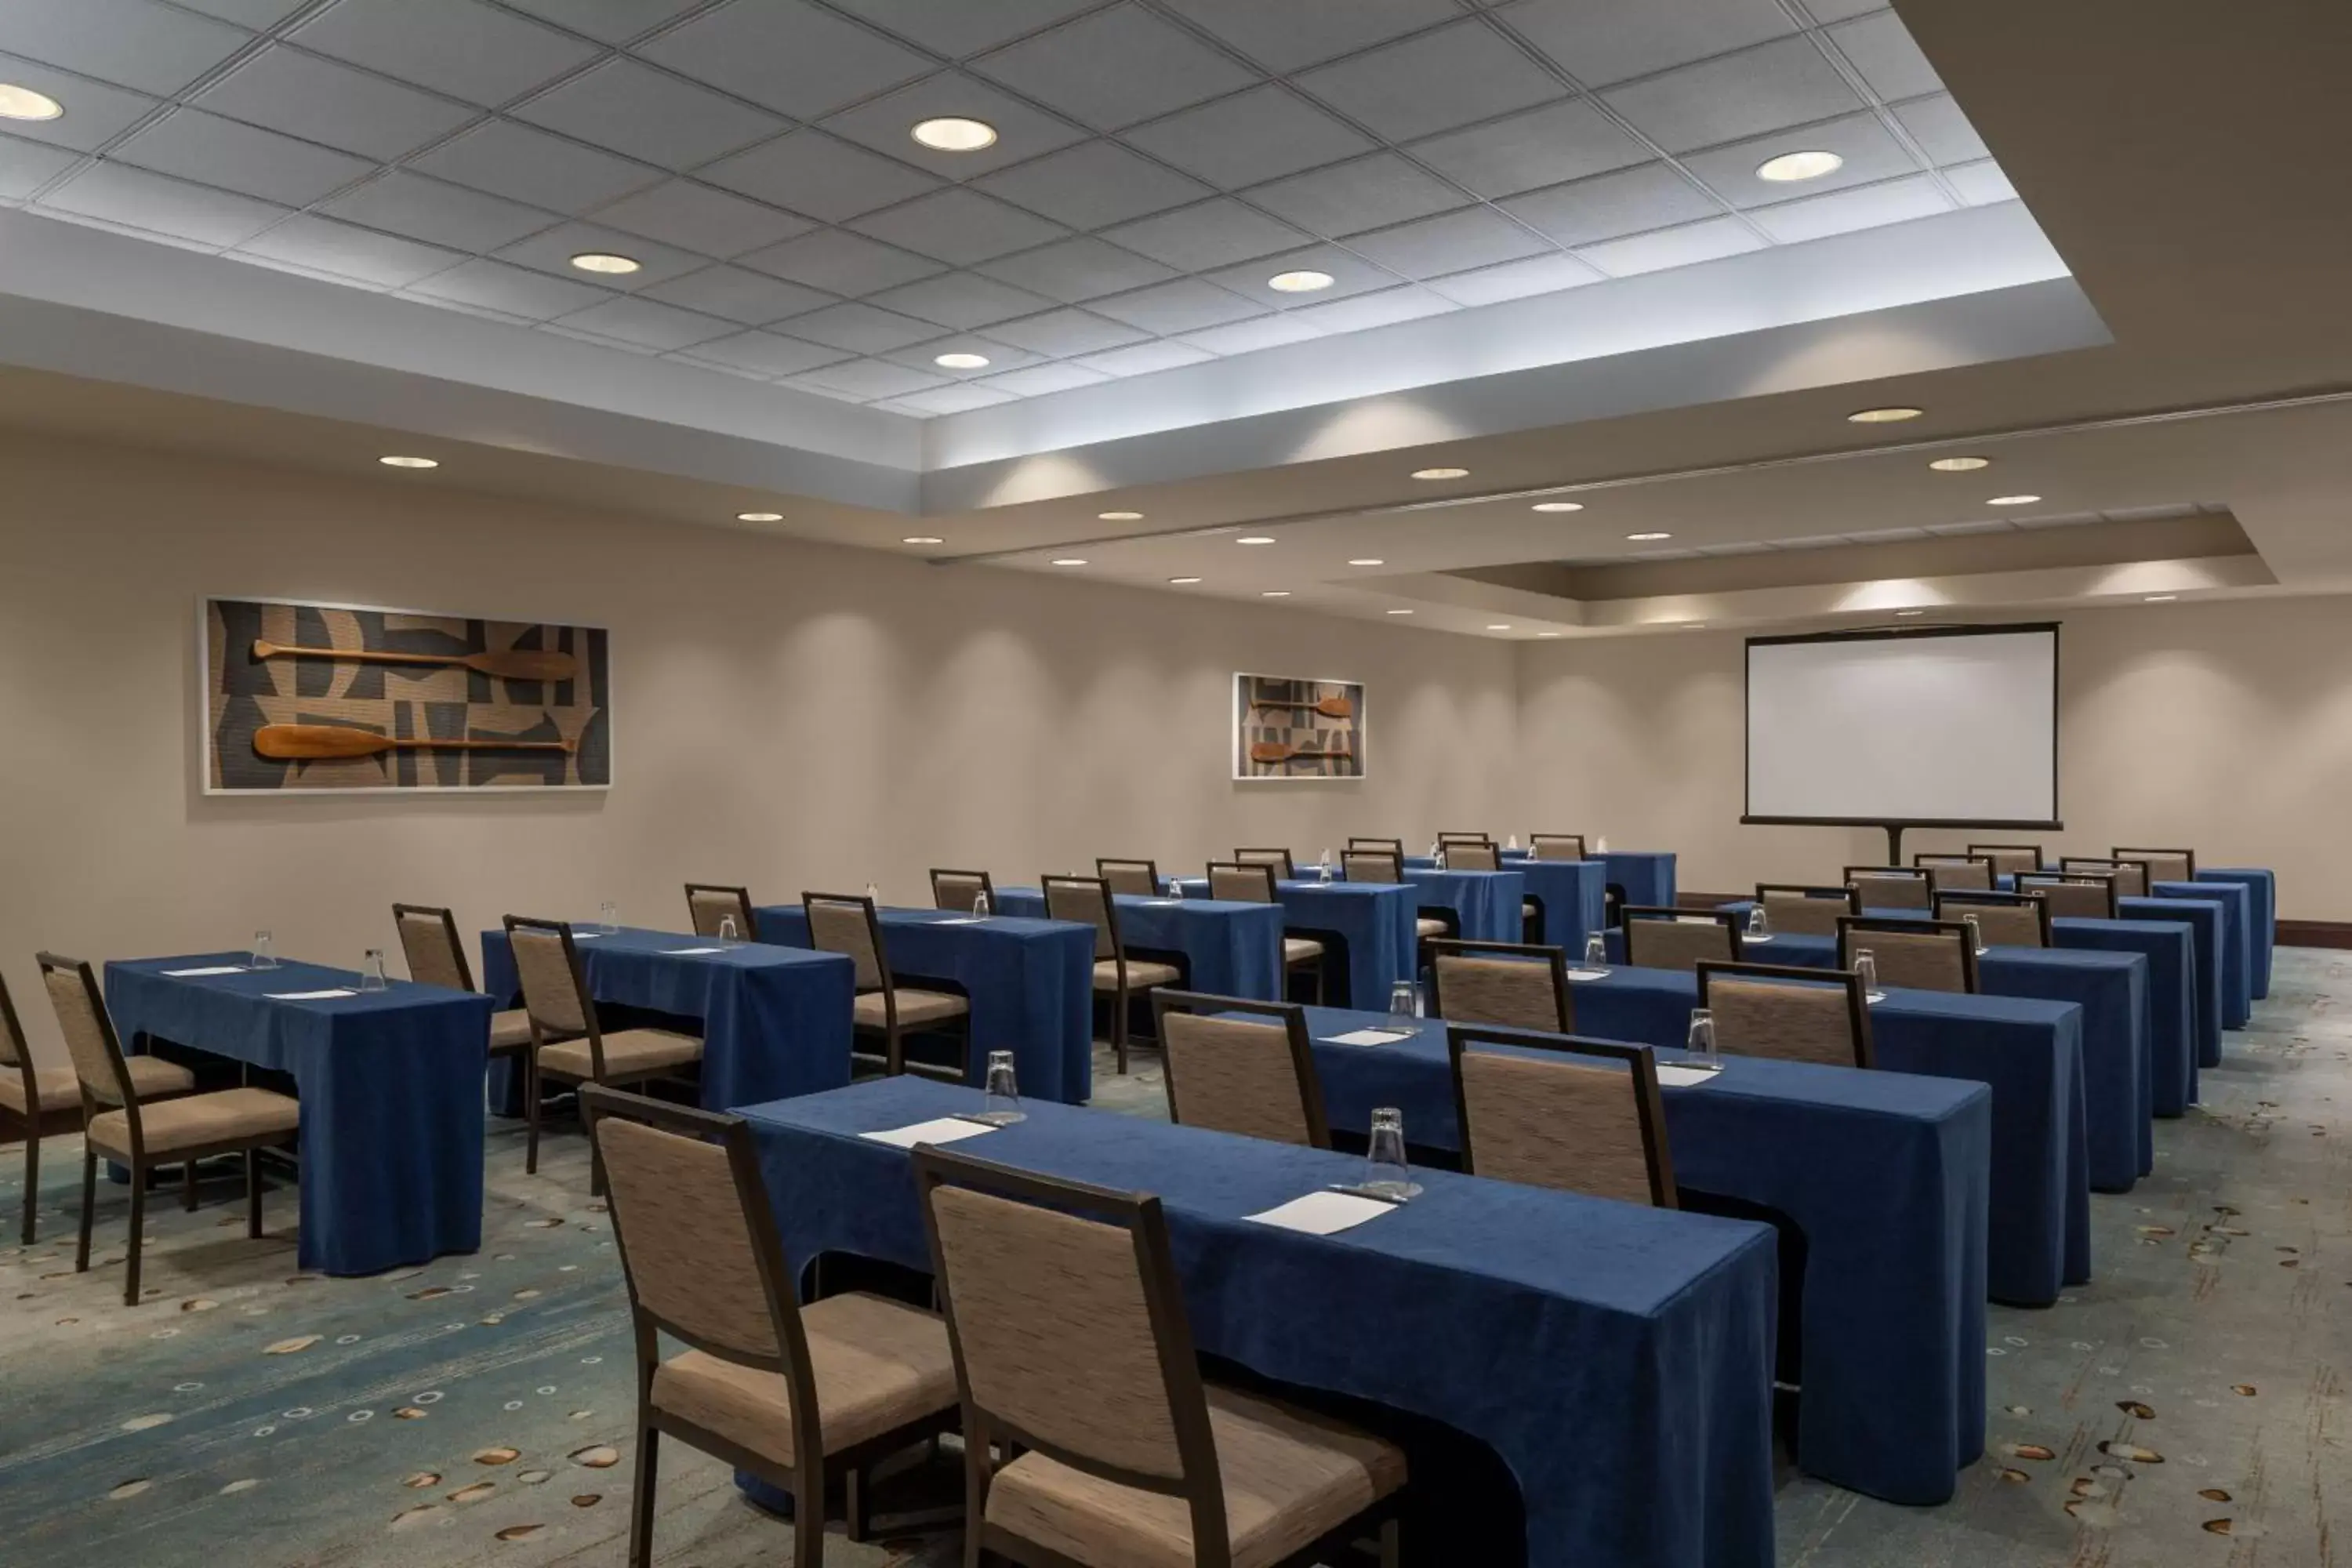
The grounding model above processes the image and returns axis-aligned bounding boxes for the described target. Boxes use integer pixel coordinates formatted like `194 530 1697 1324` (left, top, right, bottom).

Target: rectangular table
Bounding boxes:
2056 917 2198 1114
2121 896 2223 1069
738 1078 1780 1568
2158 880 2250 1029
1499 857 1606 949
756 905 1093 1105
1167 877 1419 1010
1392 862 1528 942
995 887 1285 1000
479 926 855 1112
1593 850 1679 909
2198 867 2275 997
105 955 493 1277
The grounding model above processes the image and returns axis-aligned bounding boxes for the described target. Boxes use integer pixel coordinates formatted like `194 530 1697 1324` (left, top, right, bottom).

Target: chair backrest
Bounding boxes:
392 902 476 993
1622 907 1739 972
931 868 996 914
1449 1027 1676 1207
1839 916 1978 993
503 916 597 1040
1842 866 1933 911
1936 890 2051 948
1530 833 1588 862
1913 855 1994 892
1969 844 2045 877
1342 848 1403 884
1205 861 1276 903
1150 992 1327 1149
1232 847 1294 878
1096 858 1161 898
2018 873 2118 920
37 952 141 1111
2114 847 2195 884
1443 841 1501 871
684 883 757 940
1437 831 1491 848
1697 961 1873 1069
915 1148 1225 1545
2063 856 2151 898
1347 837 1403 857
1755 884 1859 937
0 971 26 1074
803 893 891 992
1043 875 1120 960
1427 939 1573 1033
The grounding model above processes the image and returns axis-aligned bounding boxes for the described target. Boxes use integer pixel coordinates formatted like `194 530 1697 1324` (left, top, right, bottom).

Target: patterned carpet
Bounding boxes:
3 950 2344 1567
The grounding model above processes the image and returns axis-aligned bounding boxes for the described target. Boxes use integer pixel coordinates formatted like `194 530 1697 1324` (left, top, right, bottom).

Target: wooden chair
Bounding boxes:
1622 907 1740 972
684 883 758 941
1096 858 1163 898
913 1147 1406 1568
804 894 970 1083
1838 916 1978 993
1447 1025 1676 1206
1437 832 1493 850
394 902 538 1063
2114 847 2196 884
1697 961 1874 1069
1529 833 1588 861
583 1087 958 1567
1232 847 1296 879
1044 875 1179 1075
1913 855 1994 892
2062 856 2153 898
1443 840 1501 871
1842 866 1933 912
504 916 704 1192
1754 884 1860 937
1426 938 1573 1033
1150 993 1329 1149
1207 862 1324 1004
930 869 996 914
1969 844 2045 877
1345 837 1404 858
2018 873 2119 920
38 953 298 1306
1936 890 2052 949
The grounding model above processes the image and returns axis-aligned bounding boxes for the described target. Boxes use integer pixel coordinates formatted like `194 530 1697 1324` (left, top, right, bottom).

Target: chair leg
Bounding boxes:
844 1463 871 1542
1113 985 1129 1075
20 1119 38 1245
627 1421 658 1568
1377 1516 1399 1568
75 1143 96 1272
887 1024 904 1077
962 1424 990 1568
125 1164 146 1307
184 1158 199 1212
246 1148 263 1239
524 1051 542 1177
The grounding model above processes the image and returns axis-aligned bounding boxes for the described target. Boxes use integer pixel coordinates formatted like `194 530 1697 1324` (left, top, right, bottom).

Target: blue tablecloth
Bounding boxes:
480 927 855 1112
1593 850 1679 910
2198 868 2274 997
105 955 492 1276
1392 862 1528 942
737 1078 1780 1568
756 905 1093 1105
2056 918 2197 1114
2158 880 2249 1029
1168 878 1418 1009
994 887 1285 1000
1512 858 1607 949
2122 896 2223 1069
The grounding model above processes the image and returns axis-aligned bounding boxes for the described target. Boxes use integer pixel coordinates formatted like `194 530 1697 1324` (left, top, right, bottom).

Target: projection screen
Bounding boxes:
1744 625 2060 826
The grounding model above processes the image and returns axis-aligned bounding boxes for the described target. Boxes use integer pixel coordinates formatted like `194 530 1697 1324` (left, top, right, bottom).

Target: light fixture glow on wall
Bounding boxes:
1236 535 1276 545
1169 576 1201 584
1411 466 1469 480
1537 631 1563 637
1928 456 1990 472
737 510 783 522
902 535 944 544
1098 510 1143 521
379 455 439 469
1261 590 1291 597
1626 531 1673 541
2145 593 2178 603
569 252 641 274
1386 608 1414 615
934 351 990 369
1051 557 1087 566
1532 501 1584 513
0 84 64 120
1268 270 1334 293
1348 557 1385 566
1987 495 2042 506
1757 150 1844 183
913 117 996 151
1486 624 1512 631
1848 407 1923 423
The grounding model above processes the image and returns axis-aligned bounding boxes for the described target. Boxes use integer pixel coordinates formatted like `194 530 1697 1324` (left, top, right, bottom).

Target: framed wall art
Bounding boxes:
1233 673 1364 780
201 596 612 794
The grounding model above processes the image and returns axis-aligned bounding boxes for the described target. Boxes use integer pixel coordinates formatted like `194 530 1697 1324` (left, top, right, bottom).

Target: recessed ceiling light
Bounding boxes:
934 351 990 369
1411 466 1469 481
737 510 783 522
1987 494 2042 506
1757 150 1844 183
1532 501 1584 513
1537 631 1563 638
1895 609 1925 617
1848 407 1924 423
569 252 640 275
2145 593 2178 603
1385 608 1414 615
0 84 64 121
1098 510 1143 521
379 455 438 469
1681 623 1708 630
1168 576 1202 585
1051 557 1087 566
1928 456 1991 472
1236 535 1276 545
902 535 944 545
1626 531 1673 541
913 117 996 151
1268 270 1334 293
1348 557 1385 566
1486 624 1513 631
1261 590 1292 597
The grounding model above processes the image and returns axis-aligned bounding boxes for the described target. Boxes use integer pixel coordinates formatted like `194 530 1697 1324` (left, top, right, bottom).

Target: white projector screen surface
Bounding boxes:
1746 627 2058 822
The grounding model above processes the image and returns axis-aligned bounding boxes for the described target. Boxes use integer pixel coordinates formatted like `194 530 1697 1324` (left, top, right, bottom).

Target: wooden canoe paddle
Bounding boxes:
1249 741 1354 768
1247 693 1355 719
251 638 578 683
254 724 576 761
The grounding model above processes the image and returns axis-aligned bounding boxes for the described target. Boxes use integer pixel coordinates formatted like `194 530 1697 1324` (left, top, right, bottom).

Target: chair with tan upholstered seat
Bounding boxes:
684 883 758 942
1151 993 1329 1149
1207 862 1324 1004
1427 938 1573 1034
930 868 996 915
1045 875 1180 1076
1754 884 1860 938
38 953 297 1305
1443 840 1501 872
1530 833 1588 862
583 1087 958 1568
2017 873 2119 920
2064 856 2153 898
1346 837 1404 858
1233 847 1296 880
1842 866 1933 912
1437 832 1491 852
1448 1025 1677 1207
804 893 970 1084
1936 890 2053 949
2114 847 2196 884
1969 844 2045 878
1913 855 1994 893
394 902 539 1065
1097 858 1163 898
505 916 704 1192
913 1146 1406 1568
1623 908 1741 972
1697 961 1874 1069
1838 916 1978 993
1347 847 1451 949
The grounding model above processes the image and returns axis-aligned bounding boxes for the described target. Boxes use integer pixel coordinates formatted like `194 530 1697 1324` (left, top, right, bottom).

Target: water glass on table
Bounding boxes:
1685 1007 1721 1073
716 915 740 947
1963 913 1984 954
974 1049 1025 1126
971 889 990 918
1855 949 1882 1000
1746 903 1768 939
597 901 619 935
1363 1108 1421 1200
1582 932 1610 975
1387 979 1421 1031
358 947 389 993
250 929 278 971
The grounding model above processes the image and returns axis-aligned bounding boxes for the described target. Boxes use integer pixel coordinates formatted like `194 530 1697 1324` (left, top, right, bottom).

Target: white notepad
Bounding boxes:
935 916 986 925
1321 1028 1412 1047
162 965 245 978
572 932 603 939
1657 1064 1724 1088
267 989 356 1001
1246 1191 1396 1236
1866 991 1888 1005
860 1116 1000 1149
1564 968 1610 982
663 947 725 956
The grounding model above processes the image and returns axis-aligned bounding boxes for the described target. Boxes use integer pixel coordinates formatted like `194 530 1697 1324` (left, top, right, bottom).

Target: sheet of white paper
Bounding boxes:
1141 898 1183 906
662 947 724 956
1564 967 1610 982
267 989 356 1001
1322 1028 1412 1047
1866 991 1888 1005
1745 934 1776 944
1657 1064 1724 1088
572 932 602 939
162 966 246 978
860 1116 999 1150
1246 1190 1396 1236
935 916 986 925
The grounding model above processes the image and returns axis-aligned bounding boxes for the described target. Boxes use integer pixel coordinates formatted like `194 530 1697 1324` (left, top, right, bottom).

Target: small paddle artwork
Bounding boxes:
251 638 578 683
252 724 577 761
1235 673 1364 779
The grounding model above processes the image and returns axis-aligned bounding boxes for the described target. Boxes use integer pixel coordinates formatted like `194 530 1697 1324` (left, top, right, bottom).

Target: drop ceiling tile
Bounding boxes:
975 140 1213 231
0 0 252 98
514 59 787 170
1118 85 1374 189
1177 314 1323 356
1425 250 1602 305
1087 278 1265 334
637 0 933 121
977 361 1109 395
320 169 558 251
1294 22 1567 143
978 307 1148 357
176 0 310 24
111 107 374 206
1405 97 1649 199
778 300 942 353
699 130 940 223
405 255 609 316
585 180 811 257
826 0 1104 59
736 227 944 294
1601 36 1863 154
865 270 1056 329
851 188 1069 265
1203 242 1403 309
879 335 1041 376
497 0 709 43
971 5 1258 132
1244 153 1467 239
639 263 832 324
1576 213 1762 275
880 383 1020 416
495 220 711 286
1283 284 1457 333
194 44 478 161
786 358 951 399
1501 162 1718 246
538 320 663 354
1099 197 1310 271
1808 0 1889 19
1346 206 1552 280
822 72 1089 180
673 328 850 376
1827 12 1942 101
1750 174 1952 242
975 234 1174 303
1073 339 1215 377
0 134 81 200
233 214 466 286
0 56 161 152
550 294 737 349
289 0 601 107
1681 111 1921 207
38 162 289 246
405 292 534 326
1159 0 1461 73
1894 94 1990 165
1944 158 2016 206
1495 0 1795 88
412 118 662 212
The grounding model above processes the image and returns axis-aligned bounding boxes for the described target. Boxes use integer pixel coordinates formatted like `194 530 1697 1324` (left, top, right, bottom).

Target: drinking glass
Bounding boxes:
972 889 990 918
1317 848 1334 884
358 947 389 992
1388 979 1421 1028
1363 1108 1421 1200
1171 879 1185 902
864 882 880 906
1583 932 1610 975
1506 833 1519 852
1686 1007 1720 1071
1746 902 1768 939
1964 913 1984 953
717 915 739 947
1595 836 1609 853
597 901 619 935
1856 949 1881 998
976 1049 1025 1126
250 930 278 971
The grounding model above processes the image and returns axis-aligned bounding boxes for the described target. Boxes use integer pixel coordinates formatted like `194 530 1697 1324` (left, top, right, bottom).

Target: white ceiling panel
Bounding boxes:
0 0 254 98
1895 94 1992 165
636 0 933 120
496 0 710 44
1827 11 1944 101
1283 283 1457 333
786 357 951 399
176 0 311 24
881 382 1019 415
975 140 1214 231
1086 277 1265 334
1496 0 1795 88
1577 214 1762 275
820 71 1089 180
289 0 602 108
1245 152 1467 239
232 213 466 286
1204 242 1405 309
779 299 944 353
1944 159 2018 207
975 360 1108 395
194 44 479 161
851 187 1069 265
0 133 82 199
0 56 162 152
38 162 289 246
1601 36 1863 154
405 255 609 316
1347 206 1554 280
1425 250 1602 305
1502 162 1719 246
512 59 787 171
1680 111 1922 208
1177 312 1324 356
971 5 1258 132
411 118 662 212
672 328 850 376
1099 197 1311 272
1158 0 1461 74
737 227 943 294
980 307 1149 357
550 294 737 350
698 130 940 223
866 270 1058 328
1750 173 1951 243
1119 84 1375 189
493 220 711 286
1294 22 1568 143
1404 97 1649 200
1073 339 1214 376
585 179 811 257
975 235 1174 303
638 263 833 324
1806 0 1891 20
111 107 375 206
824 0 1105 60
320 169 558 251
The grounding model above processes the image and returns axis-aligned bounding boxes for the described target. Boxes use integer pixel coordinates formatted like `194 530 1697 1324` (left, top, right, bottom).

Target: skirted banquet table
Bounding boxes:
2196 867 2275 997
1401 854 1604 949
2156 880 2252 1028
1385 862 1528 942
1165 876 1419 1009
992 885 1286 1000
105 955 493 1276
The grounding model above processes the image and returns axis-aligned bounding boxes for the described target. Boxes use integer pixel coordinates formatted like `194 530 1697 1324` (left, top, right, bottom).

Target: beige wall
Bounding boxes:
1516 599 2349 917
0 434 1517 1065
